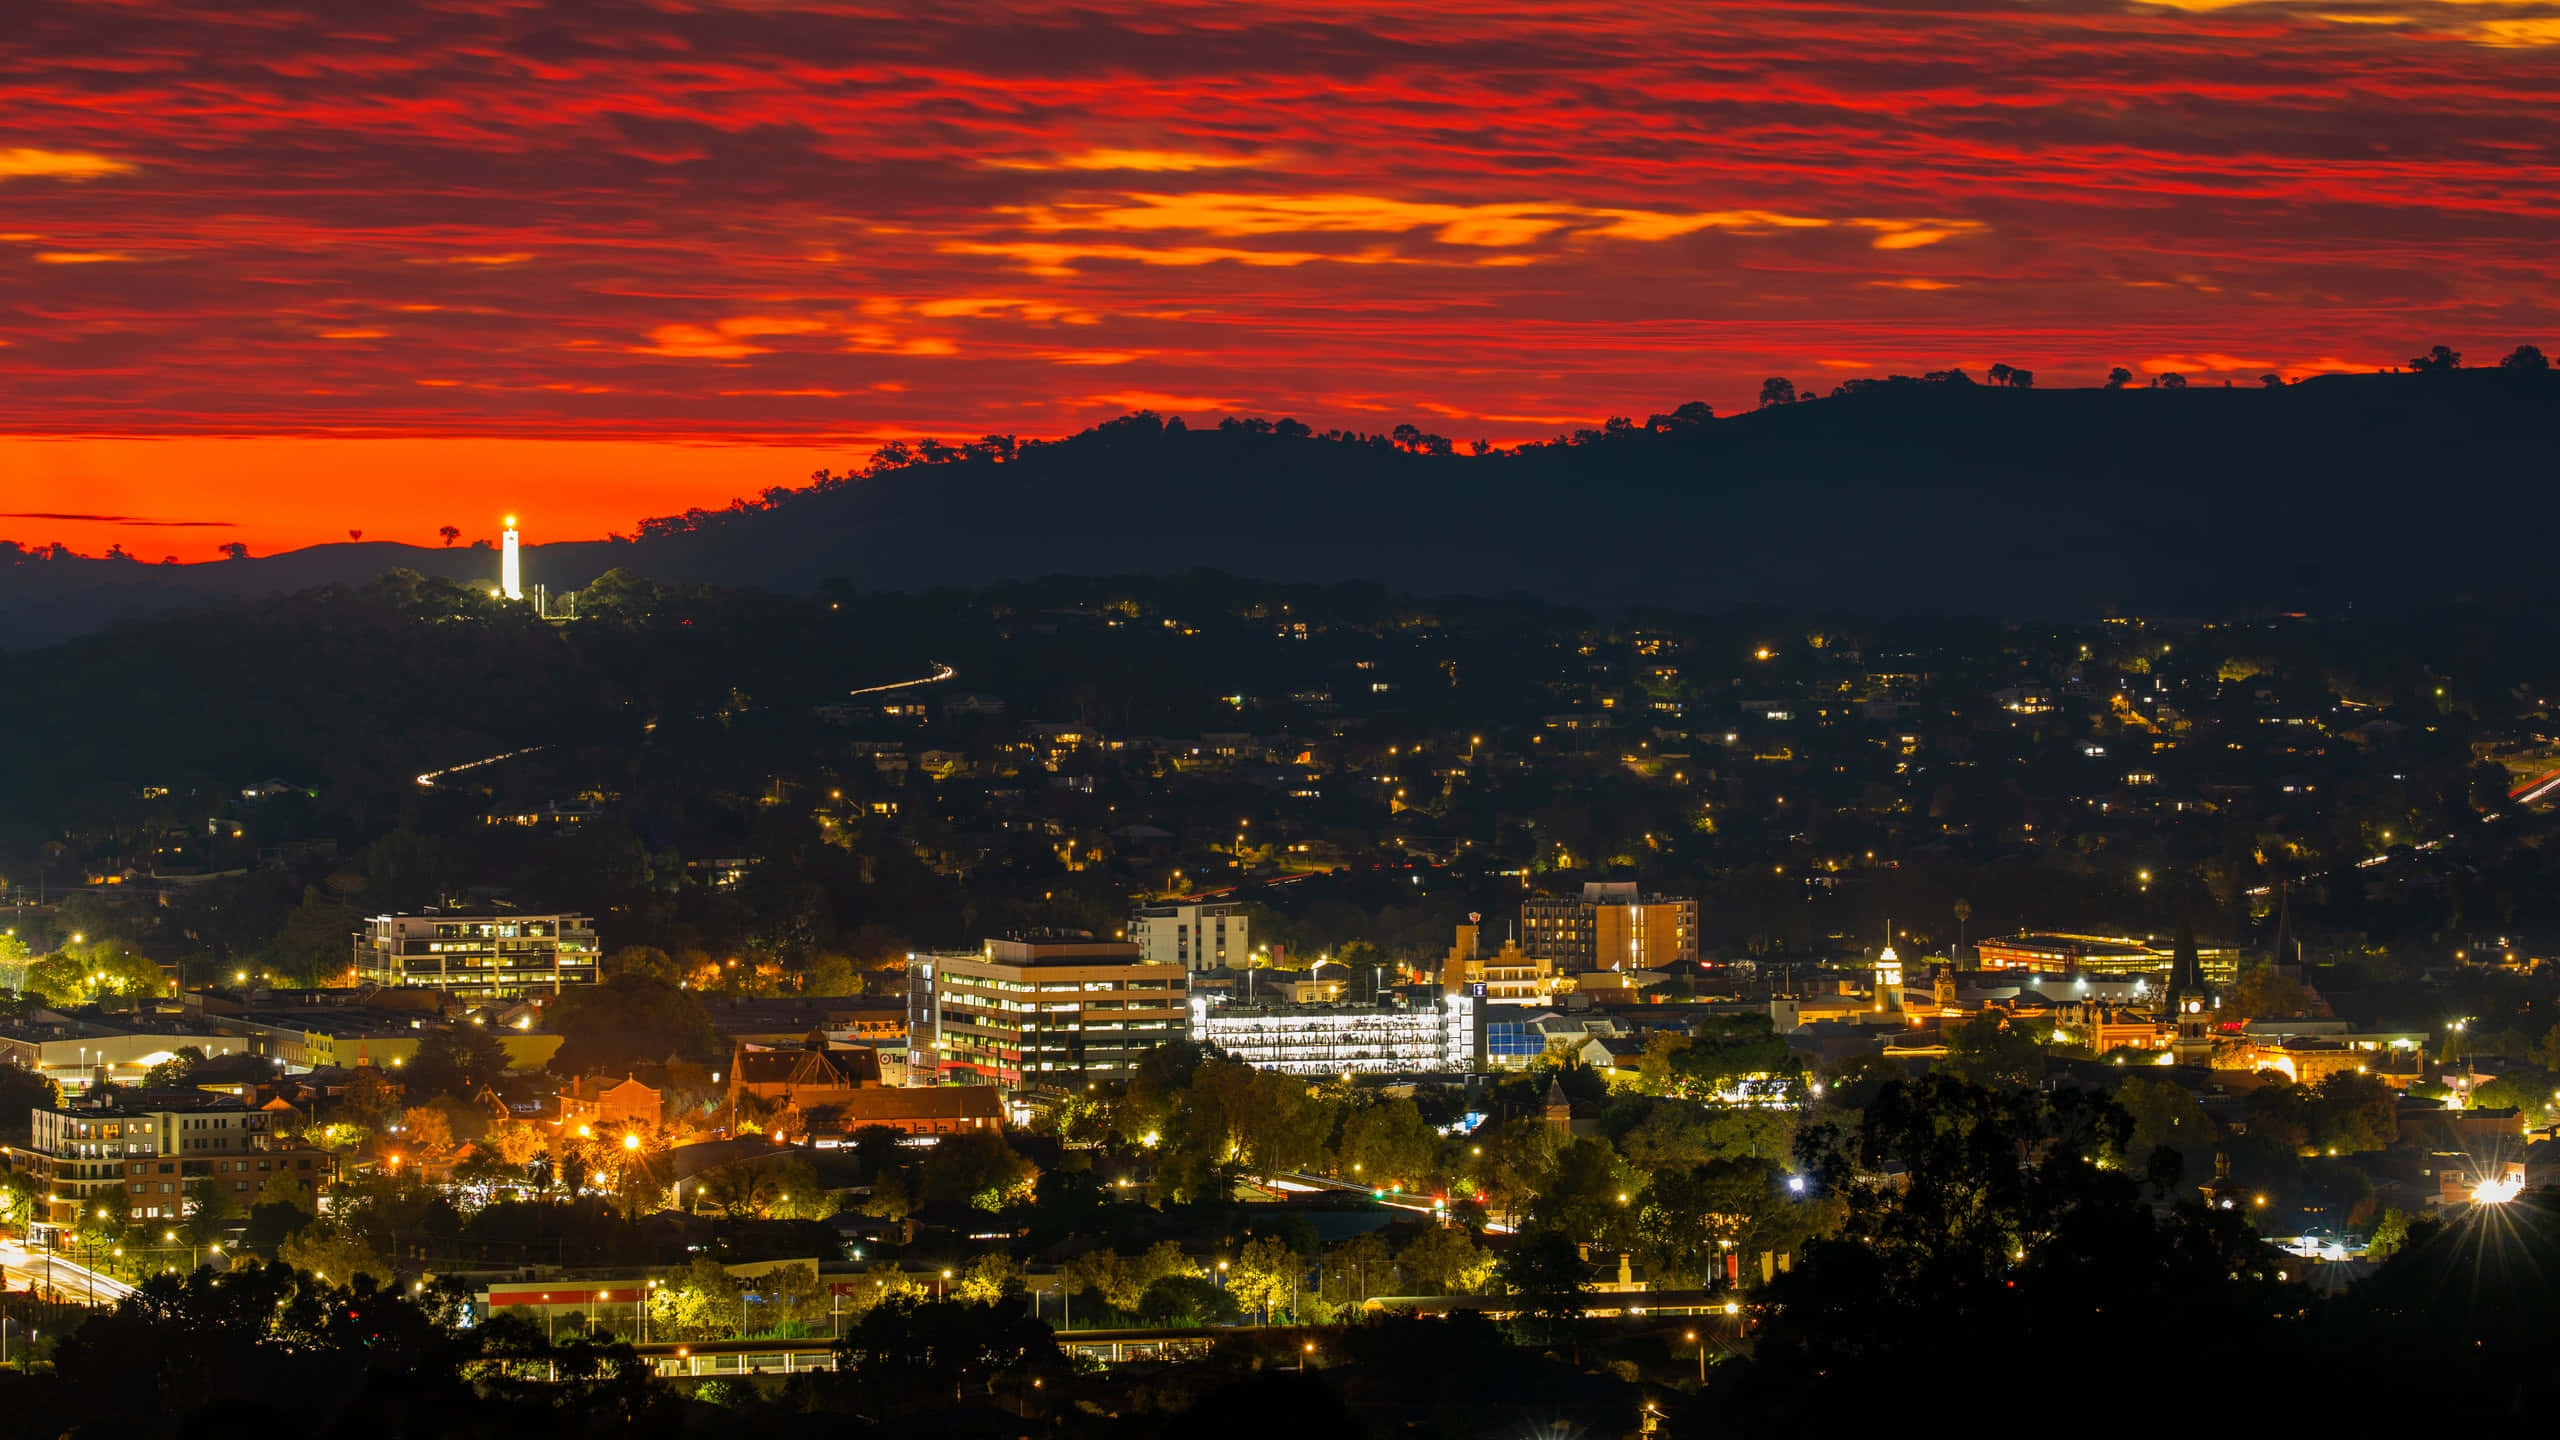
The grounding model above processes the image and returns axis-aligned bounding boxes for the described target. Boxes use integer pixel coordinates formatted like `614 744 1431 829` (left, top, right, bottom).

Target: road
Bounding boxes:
0 1238 137 1305
413 662 956 789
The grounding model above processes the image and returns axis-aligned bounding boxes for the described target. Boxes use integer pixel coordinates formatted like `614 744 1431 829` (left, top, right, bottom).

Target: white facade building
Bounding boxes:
1188 990 1476 1076
1130 901 1249 971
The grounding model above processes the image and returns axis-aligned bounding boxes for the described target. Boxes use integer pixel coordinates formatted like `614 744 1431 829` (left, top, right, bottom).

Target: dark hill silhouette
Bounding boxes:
3 369 2551 646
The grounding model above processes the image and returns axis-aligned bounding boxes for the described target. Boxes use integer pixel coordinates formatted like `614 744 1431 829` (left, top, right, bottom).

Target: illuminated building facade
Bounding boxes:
1188 989 1478 1076
932 938 1187 1092
1440 922 1559 1005
1975 932 2241 985
1128 900 1249 971
6 1092 332 1237
353 911 599 998
1522 882 1697 974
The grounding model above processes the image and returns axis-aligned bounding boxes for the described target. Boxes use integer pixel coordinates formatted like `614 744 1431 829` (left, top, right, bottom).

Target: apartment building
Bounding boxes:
1128 901 1250 971
353 911 599 997
5 1090 333 1237
1521 882 1698 974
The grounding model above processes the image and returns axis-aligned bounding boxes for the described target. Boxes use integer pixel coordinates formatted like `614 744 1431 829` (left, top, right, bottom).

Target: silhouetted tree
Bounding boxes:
2159 372 2188 390
219 541 249 560
2009 368 2033 390
436 525 460 547
1757 377 1796 407
2410 344 2461 372
2105 366 2133 388
2261 373 2283 388
1987 363 2012 387
2500 344 2550 372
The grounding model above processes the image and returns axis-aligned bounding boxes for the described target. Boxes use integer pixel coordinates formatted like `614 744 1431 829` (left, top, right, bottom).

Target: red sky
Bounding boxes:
5 0 2558 557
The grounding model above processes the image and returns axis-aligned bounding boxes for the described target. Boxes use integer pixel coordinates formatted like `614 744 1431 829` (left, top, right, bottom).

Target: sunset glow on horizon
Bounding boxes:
5 0 2558 556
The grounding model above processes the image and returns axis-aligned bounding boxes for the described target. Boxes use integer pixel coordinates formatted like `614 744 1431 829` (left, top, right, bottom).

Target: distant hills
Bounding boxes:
4 370 2553 646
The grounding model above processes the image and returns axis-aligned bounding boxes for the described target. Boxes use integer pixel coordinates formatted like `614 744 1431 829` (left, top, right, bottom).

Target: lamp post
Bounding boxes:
1684 1329 1704 1385
1300 1340 1313 1373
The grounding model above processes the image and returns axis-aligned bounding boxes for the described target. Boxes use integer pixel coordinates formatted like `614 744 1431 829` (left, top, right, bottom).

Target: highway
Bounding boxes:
412 662 955 790
0 1238 137 1306
846 661 956 698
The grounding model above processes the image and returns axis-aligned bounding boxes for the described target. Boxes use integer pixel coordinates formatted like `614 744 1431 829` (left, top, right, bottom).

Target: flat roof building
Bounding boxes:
1189 988 1478 1077
932 937 1187 1093
1522 883 1697 974
353 911 599 998
1129 901 1250 972
3 1089 333 1237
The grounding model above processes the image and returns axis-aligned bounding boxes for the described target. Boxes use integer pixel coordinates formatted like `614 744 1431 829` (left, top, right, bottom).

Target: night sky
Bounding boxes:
6 1 2557 555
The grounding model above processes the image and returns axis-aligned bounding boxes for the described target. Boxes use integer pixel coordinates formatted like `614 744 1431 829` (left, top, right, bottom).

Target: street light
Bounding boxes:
1300 1341 1314 1373
1685 1330 1703 1385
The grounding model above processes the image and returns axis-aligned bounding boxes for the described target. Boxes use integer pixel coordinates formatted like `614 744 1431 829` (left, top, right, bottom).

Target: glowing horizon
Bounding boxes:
4 1 2557 557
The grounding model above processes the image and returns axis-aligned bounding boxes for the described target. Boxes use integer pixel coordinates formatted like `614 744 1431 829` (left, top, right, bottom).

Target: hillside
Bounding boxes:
4 370 2553 645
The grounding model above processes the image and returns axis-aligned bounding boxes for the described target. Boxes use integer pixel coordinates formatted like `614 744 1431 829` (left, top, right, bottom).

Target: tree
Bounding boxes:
2409 344 2461 372
2159 372 2188 390
393 1105 454 1159
1937 1013 2045 1089
1493 1225 1589 1328
2114 1074 2215 1169
1226 1234 1298 1321
256 1171 317 1214
1337 1098 1438 1190
2229 965 2310 1019
219 542 249 561
2261 372 2284 388
956 1251 1023 1304
547 974 720 1074
336 1065 402 1130
1987 363 2012 387
1399 1225 1496 1295
145 1046 207 1089
277 1220 392 1287
407 1022 509 1100
2309 1070 2396 1153
917 1131 1034 1212
437 525 461 546
2105 366 2133 389
836 1295 1058 1407
0 1063 58 1147
2499 343 2549 372
1757 377 1796 407
2009 367 2033 389
485 1119 547 1169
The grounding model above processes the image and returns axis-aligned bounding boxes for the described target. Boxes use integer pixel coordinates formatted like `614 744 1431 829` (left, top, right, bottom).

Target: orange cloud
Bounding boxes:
1850 218 1988 250
34 250 134 264
987 148 1273 172
0 148 134 182
632 315 831 359
942 240 1357 275
1080 390 1231 411
2142 352 2274 372
1019 193 1841 248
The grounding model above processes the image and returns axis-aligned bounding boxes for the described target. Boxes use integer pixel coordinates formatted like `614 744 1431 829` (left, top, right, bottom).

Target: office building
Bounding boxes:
932 937 1187 1092
352 911 599 997
1128 901 1250 971
1521 882 1698 974
1189 987 1478 1076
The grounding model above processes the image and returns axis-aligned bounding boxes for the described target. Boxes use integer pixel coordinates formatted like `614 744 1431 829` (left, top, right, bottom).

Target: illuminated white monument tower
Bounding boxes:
1874 921 1904 1015
501 515 522 601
